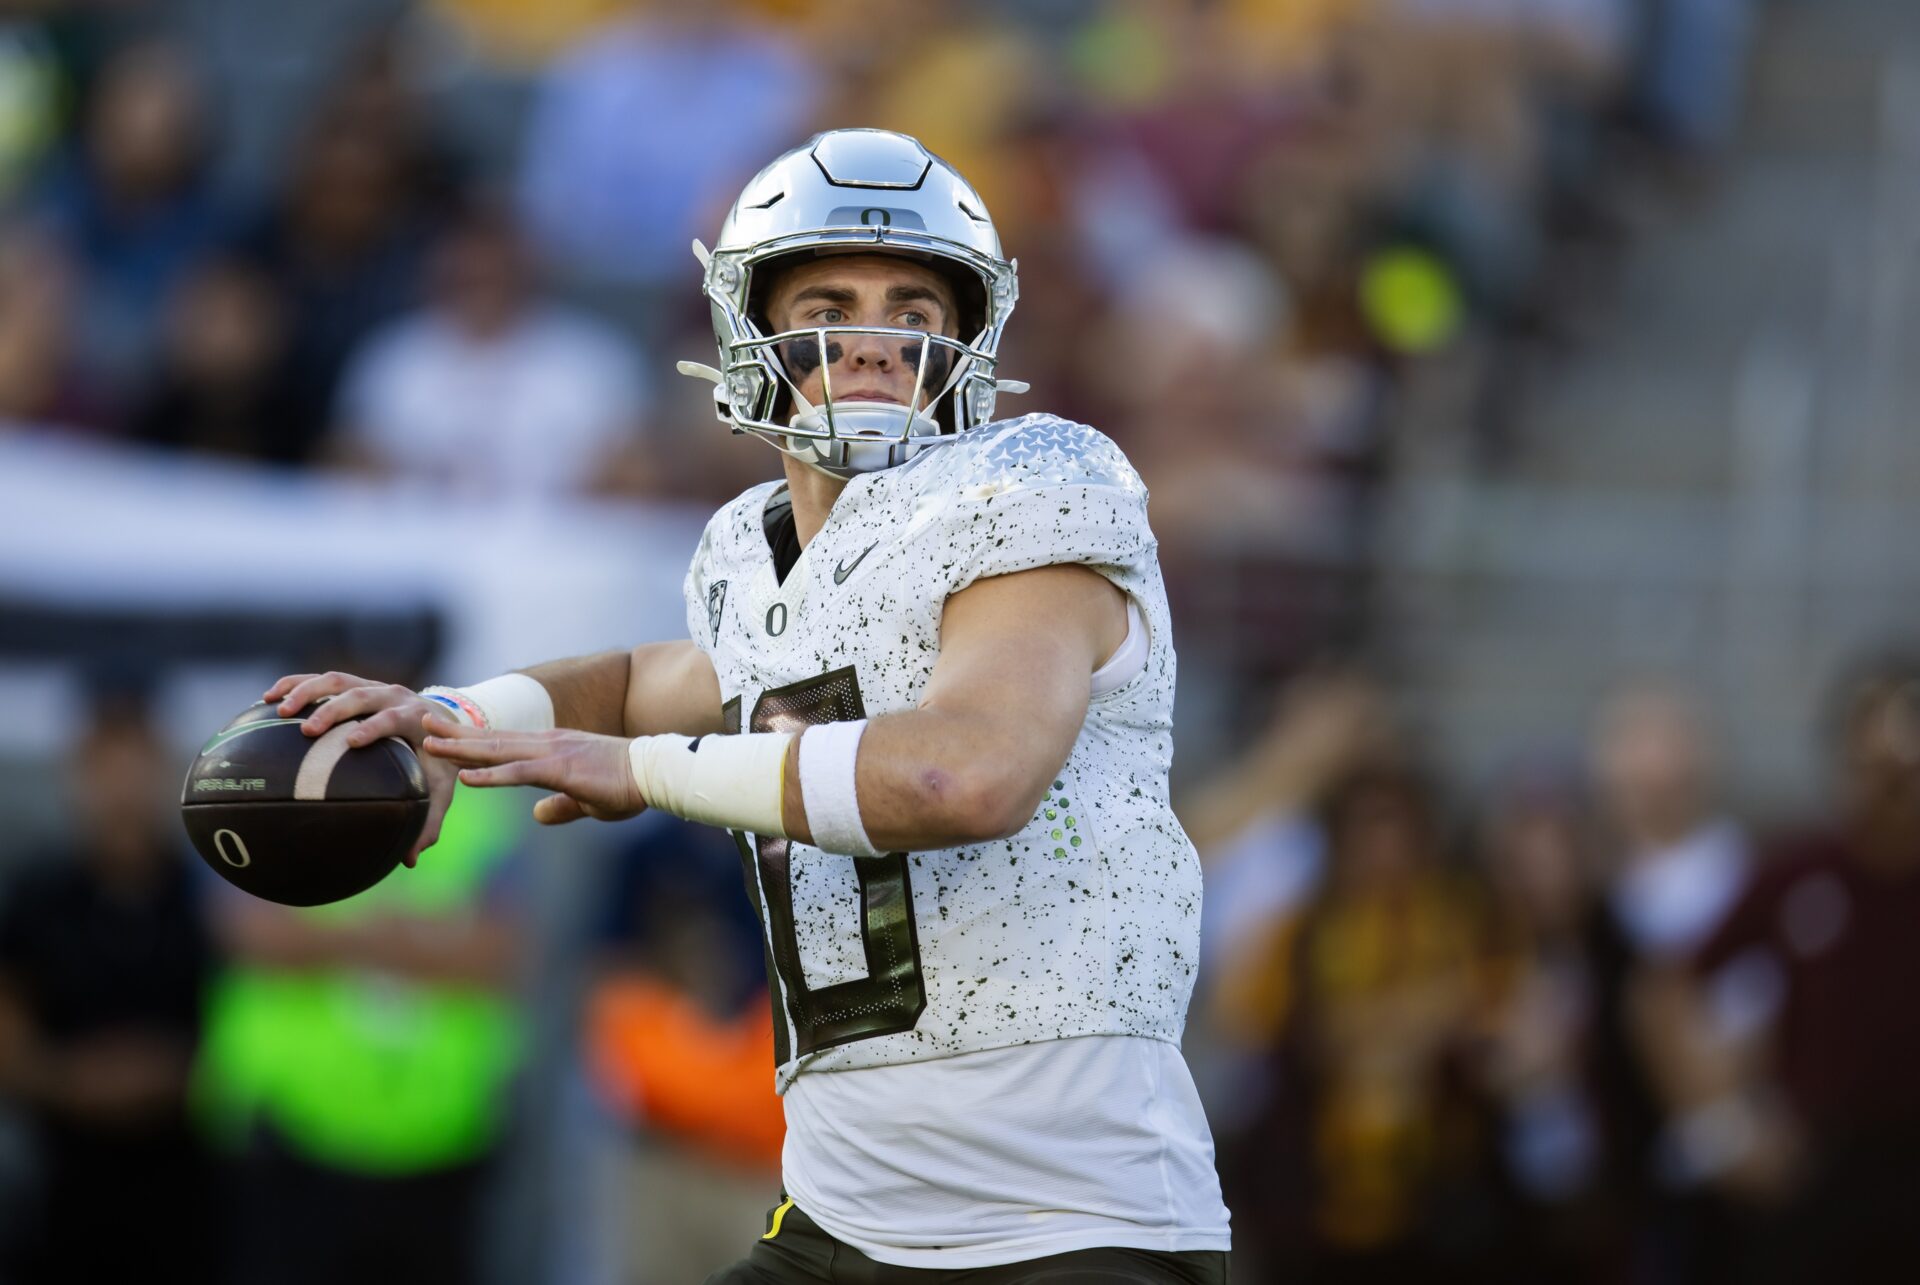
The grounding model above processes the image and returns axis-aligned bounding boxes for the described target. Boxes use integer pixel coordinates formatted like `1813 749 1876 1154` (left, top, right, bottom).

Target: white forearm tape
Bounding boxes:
461 673 556 732
423 673 556 732
628 731 791 838
798 719 880 857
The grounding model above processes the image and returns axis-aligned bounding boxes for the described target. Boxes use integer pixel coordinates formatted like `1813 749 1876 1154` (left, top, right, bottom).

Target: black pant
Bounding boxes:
705 1199 1229 1284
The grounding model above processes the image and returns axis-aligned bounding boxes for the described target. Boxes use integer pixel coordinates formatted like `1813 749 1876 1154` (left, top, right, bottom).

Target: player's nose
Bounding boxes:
842 332 894 370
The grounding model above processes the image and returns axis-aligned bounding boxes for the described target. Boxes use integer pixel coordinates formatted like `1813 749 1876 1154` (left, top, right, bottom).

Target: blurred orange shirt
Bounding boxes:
587 973 785 1172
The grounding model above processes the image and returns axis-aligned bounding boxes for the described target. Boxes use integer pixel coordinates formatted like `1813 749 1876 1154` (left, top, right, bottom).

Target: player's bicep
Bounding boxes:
920 562 1127 768
622 640 725 737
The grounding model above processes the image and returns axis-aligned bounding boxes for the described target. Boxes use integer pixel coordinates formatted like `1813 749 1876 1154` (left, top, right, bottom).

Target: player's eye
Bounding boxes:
898 310 929 328
816 308 846 325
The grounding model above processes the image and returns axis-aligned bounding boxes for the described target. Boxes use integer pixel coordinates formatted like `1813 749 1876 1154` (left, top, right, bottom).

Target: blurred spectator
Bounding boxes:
1592 680 1749 969
1188 671 1393 986
1219 758 1498 1281
1644 655 1920 1285
196 784 526 1285
1586 680 1753 1281
0 696 218 1283
332 198 653 499
0 223 95 427
1475 762 1614 1281
30 39 228 406
129 255 304 462
570 813 781 1283
516 3 817 295
235 85 439 463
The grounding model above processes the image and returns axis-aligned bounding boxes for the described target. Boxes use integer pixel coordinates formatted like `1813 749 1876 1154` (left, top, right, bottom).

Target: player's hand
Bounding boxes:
420 711 646 825
262 670 459 866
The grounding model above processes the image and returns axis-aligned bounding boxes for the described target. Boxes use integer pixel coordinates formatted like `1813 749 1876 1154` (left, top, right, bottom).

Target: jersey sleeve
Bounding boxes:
921 415 1156 595
682 510 724 654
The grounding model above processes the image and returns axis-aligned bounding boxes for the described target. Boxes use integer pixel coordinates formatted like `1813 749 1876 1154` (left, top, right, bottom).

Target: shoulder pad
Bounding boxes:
928 413 1143 498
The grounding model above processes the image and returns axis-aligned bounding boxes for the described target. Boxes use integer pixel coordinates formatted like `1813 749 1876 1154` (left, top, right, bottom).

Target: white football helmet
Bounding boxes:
679 129 1023 478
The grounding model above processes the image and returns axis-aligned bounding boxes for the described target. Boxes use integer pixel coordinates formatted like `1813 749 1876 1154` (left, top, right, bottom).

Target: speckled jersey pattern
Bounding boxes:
684 413 1201 1091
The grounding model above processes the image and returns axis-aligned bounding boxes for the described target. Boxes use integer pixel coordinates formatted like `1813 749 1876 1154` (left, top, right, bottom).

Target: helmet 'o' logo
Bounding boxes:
860 208 892 227
213 828 252 868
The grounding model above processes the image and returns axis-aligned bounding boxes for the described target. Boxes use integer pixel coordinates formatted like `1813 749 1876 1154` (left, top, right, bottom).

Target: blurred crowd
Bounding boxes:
0 0 1818 1282
1186 658 1920 1283
0 0 1755 683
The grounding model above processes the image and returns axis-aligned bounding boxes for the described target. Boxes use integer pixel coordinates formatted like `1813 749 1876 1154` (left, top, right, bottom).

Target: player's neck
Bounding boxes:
782 455 850 548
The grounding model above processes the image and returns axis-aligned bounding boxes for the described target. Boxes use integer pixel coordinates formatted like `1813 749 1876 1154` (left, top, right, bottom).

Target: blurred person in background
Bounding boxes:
1591 680 1749 975
1220 757 1498 1283
129 254 304 462
1188 671 1392 1011
1185 671 1391 1280
27 38 229 410
516 0 816 301
197 783 526 1285
0 692 218 1284
235 65 444 465
1474 761 1614 1284
331 197 653 500
1636 654 1920 1285
574 813 784 1283
0 223 94 428
1585 678 1751 1283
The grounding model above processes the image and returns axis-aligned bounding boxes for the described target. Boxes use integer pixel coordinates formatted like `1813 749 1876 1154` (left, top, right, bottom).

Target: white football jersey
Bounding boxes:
684 413 1202 1089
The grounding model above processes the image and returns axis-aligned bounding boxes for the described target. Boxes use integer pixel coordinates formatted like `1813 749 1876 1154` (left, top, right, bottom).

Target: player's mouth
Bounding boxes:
833 391 904 404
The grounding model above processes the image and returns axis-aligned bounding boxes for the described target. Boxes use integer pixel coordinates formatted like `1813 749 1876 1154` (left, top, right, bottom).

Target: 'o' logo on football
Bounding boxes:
213 828 252 868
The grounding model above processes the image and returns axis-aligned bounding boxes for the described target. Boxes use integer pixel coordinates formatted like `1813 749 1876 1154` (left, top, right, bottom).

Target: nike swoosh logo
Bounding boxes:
833 542 879 585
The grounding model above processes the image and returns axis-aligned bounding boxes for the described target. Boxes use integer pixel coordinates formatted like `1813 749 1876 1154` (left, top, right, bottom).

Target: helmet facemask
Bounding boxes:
741 316 992 477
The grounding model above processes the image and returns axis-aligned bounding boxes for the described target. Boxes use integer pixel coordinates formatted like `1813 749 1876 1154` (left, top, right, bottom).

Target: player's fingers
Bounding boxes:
457 758 557 790
422 725 555 766
532 793 588 825
421 732 514 766
420 710 486 741
298 683 405 736
276 670 371 717
343 703 416 748
407 791 452 868
580 800 647 823
263 674 316 702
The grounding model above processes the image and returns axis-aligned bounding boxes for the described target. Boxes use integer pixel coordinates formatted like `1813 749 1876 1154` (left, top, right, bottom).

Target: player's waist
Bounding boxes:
779 1034 1230 1266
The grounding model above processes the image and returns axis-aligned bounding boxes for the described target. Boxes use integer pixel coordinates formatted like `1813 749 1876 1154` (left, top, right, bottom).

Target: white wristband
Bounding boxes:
798 719 880 857
460 673 556 732
628 730 791 838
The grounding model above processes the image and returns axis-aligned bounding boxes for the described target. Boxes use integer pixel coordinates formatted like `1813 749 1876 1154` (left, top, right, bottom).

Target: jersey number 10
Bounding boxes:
726 667 928 1064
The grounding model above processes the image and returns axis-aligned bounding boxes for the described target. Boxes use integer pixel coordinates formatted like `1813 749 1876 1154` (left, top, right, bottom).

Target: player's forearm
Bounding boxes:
781 706 1058 852
516 650 632 735
455 642 722 738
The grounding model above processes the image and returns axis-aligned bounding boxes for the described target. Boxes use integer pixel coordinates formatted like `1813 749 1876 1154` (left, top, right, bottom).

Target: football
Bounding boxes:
179 699 428 906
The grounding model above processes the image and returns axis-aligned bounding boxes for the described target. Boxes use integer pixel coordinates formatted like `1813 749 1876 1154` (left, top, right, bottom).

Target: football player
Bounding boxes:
268 129 1231 1282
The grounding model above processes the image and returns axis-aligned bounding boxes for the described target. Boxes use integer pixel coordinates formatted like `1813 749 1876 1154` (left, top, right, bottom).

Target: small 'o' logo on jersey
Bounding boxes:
765 603 788 636
213 828 252 868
